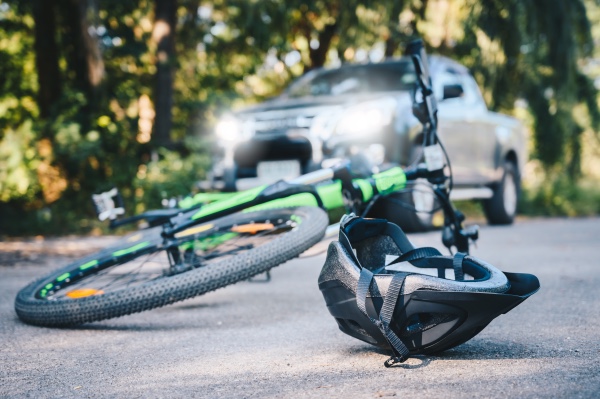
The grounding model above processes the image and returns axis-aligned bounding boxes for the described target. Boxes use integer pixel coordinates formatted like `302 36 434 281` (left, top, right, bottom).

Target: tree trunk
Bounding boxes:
77 0 104 95
384 0 407 57
32 0 61 119
61 0 104 114
153 0 177 148
307 22 338 70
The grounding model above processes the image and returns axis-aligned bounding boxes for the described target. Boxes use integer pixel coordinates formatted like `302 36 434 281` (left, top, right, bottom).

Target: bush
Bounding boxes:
132 144 211 214
520 177 600 217
0 138 210 237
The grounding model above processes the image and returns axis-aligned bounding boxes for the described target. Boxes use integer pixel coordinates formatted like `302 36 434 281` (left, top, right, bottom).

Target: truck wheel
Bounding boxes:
483 161 519 225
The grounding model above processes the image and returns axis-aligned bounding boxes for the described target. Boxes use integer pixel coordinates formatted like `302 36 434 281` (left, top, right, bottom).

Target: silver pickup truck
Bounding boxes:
210 56 527 231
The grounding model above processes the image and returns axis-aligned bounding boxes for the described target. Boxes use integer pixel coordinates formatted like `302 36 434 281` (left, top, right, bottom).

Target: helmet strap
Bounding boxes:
356 268 411 367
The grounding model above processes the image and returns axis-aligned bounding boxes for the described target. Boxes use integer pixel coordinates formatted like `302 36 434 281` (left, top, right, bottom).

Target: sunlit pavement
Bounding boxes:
1 217 599 398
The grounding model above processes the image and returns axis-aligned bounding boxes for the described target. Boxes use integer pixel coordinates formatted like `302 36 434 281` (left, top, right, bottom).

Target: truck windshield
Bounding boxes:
285 61 415 98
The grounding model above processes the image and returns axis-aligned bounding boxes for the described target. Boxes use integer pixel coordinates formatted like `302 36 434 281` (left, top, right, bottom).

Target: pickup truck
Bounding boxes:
209 56 527 231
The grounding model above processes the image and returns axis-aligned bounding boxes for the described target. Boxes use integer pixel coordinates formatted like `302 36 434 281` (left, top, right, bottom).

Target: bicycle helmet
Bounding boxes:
318 214 539 367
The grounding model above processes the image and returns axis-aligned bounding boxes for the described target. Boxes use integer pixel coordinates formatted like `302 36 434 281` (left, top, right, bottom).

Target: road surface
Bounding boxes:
1 217 599 398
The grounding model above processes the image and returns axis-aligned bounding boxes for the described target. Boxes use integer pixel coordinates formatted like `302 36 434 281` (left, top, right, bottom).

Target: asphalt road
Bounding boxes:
1 217 599 398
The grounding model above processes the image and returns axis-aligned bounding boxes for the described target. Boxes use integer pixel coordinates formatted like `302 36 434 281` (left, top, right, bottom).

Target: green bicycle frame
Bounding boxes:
165 166 407 237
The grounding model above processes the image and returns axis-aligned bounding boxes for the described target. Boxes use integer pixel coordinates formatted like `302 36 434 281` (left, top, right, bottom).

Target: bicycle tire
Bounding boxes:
15 206 328 327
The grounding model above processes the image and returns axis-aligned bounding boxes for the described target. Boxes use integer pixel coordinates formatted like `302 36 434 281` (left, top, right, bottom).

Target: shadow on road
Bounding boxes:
345 337 547 368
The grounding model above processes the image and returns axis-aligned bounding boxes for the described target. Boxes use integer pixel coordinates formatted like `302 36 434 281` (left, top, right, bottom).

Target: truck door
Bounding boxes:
434 67 479 185
460 74 498 183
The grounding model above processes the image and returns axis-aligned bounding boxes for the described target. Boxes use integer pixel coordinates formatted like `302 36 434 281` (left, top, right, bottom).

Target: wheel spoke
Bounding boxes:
46 218 296 298
53 251 165 299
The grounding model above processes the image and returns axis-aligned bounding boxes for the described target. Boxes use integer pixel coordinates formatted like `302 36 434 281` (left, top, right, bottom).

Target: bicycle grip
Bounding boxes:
372 167 407 195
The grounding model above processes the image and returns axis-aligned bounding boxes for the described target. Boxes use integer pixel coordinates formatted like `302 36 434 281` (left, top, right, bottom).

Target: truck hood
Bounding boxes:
228 92 413 137
235 92 410 116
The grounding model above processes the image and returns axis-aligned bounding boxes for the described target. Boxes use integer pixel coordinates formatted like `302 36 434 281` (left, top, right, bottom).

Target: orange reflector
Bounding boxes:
66 288 104 298
175 223 214 238
231 223 274 234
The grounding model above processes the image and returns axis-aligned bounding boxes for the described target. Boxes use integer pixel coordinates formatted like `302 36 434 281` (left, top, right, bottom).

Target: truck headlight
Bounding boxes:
215 117 242 142
334 97 396 136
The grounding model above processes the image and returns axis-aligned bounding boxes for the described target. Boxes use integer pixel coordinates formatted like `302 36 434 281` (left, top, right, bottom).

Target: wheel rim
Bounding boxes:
503 173 517 217
36 216 299 301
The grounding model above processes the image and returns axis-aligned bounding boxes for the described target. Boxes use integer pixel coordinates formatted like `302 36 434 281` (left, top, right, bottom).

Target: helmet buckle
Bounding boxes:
384 355 408 368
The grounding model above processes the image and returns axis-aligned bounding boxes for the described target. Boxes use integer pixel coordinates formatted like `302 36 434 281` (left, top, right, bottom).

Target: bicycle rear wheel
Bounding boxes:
15 206 328 327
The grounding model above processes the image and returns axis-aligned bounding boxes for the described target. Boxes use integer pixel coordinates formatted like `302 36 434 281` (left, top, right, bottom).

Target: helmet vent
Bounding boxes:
399 313 459 337
335 318 375 341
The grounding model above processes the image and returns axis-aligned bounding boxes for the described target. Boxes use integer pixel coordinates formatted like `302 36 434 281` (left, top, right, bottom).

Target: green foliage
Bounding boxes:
1 0 599 236
454 0 599 174
133 143 211 213
0 120 40 202
0 2 40 205
520 176 600 217
0 0 212 236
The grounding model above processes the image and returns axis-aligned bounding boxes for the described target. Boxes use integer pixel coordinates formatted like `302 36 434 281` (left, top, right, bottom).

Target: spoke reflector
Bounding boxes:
175 223 214 238
66 288 104 298
231 223 275 234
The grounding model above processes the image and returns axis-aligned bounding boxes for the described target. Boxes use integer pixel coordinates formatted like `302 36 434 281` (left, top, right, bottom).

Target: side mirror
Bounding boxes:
443 84 464 100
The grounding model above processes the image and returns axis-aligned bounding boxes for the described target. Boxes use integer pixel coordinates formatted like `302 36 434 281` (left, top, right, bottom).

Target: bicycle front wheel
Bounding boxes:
15 206 328 327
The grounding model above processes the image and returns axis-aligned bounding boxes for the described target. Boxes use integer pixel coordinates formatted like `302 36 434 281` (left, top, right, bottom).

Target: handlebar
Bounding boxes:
406 39 438 147
403 166 428 181
406 40 432 96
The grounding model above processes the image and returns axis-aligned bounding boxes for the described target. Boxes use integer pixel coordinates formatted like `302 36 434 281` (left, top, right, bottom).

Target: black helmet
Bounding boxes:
318 215 539 367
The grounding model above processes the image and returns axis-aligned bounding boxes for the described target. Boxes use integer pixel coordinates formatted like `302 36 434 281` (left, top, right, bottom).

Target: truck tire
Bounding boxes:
483 161 519 225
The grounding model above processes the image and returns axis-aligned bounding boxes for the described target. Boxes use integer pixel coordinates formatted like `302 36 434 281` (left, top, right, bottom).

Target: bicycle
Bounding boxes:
15 40 478 327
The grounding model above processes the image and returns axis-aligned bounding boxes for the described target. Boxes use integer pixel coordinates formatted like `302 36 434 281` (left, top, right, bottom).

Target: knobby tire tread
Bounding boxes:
15 207 328 327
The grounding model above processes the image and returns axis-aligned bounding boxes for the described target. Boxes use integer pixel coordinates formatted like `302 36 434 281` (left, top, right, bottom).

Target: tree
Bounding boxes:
152 0 177 148
59 0 105 116
32 0 61 118
1 0 599 234
458 0 599 176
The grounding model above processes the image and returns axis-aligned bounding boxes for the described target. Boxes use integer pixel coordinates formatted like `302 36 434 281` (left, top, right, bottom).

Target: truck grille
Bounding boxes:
253 115 315 135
